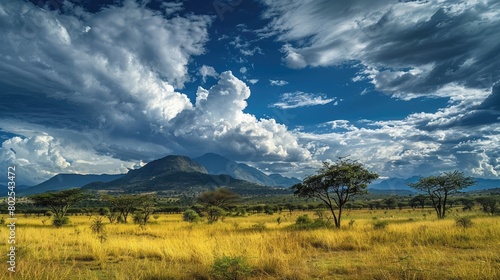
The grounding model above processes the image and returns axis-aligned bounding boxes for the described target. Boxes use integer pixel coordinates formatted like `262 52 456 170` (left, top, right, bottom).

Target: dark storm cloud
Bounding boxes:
261 0 500 97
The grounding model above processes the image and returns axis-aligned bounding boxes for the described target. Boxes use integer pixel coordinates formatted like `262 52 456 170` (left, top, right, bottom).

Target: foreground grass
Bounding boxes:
0 209 499 279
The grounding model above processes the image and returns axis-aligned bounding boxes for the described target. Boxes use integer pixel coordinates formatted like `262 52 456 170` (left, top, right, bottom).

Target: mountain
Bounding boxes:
369 176 420 192
369 176 500 193
194 153 300 187
83 155 289 195
268 173 301 187
18 174 124 196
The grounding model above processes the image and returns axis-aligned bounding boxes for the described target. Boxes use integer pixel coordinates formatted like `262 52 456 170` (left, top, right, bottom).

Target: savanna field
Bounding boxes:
0 208 498 280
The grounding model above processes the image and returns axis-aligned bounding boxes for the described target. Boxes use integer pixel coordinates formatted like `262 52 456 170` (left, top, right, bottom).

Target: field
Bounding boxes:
1 208 499 280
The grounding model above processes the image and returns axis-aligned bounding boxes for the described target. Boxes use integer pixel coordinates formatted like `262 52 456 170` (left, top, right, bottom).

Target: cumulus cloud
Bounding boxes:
271 92 336 109
199 65 219 83
261 0 500 98
269 79 289 86
171 71 311 162
0 1 312 184
0 135 138 186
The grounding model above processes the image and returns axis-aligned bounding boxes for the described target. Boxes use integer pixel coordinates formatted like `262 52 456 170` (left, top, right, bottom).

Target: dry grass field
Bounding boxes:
0 208 499 280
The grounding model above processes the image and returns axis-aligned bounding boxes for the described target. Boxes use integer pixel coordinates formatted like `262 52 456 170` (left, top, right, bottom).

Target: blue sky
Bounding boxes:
1 0 499 186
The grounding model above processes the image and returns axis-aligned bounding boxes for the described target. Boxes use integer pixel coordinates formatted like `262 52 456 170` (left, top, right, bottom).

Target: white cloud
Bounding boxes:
0 135 138 185
199 65 219 83
271 91 336 109
239 67 248 74
261 0 500 98
269 79 289 86
248 79 259 84
171 71 312 162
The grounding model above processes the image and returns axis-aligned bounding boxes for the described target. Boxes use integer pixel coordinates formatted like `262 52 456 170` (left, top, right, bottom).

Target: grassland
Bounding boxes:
0 208 499 280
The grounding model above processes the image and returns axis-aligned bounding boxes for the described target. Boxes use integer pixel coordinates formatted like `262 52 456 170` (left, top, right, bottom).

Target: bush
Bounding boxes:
293 215 331 230
211 256 252 280
183 209 201 223
207 206 226 223
373 220 389 230
45 211 54 217
296 214 313 225
133 212 145 225
456 216 473 228
52 216 70 228
90 217 106 234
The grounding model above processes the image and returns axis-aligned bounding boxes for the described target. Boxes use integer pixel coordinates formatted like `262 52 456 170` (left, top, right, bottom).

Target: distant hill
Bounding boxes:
83 155 289 195
194 153 300 187
369 176 420 192
269 173 301 187
18 174 124 196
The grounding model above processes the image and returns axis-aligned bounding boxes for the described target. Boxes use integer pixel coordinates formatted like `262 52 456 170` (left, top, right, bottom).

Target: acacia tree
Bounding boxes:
408 171 475 219
30 189 92 226
292 159 378 228
197 188 240 208
101 194 154 223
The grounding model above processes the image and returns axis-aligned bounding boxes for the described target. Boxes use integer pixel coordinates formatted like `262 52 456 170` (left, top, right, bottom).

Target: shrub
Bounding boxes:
133 212 146 225
296 214 313 225
211 256 252 280
45 211 54 217
90 217 106 234
0 216 5 225
251 222 266 232
183 209 201 223
456 216 473 228
373 220 389 230
207 206 226 223
52 216 70 228
293 215 331 230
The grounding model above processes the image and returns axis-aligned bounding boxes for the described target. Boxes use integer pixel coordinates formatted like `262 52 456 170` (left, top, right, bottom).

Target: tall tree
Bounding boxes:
30 189 92 219
292 159 378 228
408 171 475 219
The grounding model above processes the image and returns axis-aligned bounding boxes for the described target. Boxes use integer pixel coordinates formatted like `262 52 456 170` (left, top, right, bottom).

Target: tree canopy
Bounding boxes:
292 159 378 228
101 194 155 223
197 188 240 208
29 189 92 219
408 171 475 219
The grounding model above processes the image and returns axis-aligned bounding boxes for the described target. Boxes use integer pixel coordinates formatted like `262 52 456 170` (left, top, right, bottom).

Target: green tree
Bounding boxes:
292 159 378 228
409 194 427 209
183 209 201 223
197 188 240 208
206 206 226 223
408 171 475 219
475 196 499 215
101 194 154 223
29 189 92 227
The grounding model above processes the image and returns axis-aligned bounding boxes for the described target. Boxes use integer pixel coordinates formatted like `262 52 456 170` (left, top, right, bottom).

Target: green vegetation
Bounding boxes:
292 159 378 228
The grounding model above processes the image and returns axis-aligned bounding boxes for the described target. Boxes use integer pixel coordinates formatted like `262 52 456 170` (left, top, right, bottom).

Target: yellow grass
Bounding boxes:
0 209 499 279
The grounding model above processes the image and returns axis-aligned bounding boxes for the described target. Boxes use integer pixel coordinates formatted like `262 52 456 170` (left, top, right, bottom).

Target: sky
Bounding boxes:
0 0 499 186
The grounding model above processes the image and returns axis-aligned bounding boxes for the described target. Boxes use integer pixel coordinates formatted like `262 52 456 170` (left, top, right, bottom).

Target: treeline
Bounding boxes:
3 194 499 216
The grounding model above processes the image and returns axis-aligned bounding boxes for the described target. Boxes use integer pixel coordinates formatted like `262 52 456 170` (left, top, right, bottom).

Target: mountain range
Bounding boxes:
10 152 500 196
81 155 289 195
193 153 301 187
17 174 124 196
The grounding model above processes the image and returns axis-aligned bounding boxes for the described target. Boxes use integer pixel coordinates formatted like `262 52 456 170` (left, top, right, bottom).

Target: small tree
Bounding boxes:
101 194 154 223
475 196 499 215
207 206 226 223
198 188 240 208
408 171 475 219
183 209 201 223
292 159 378 228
